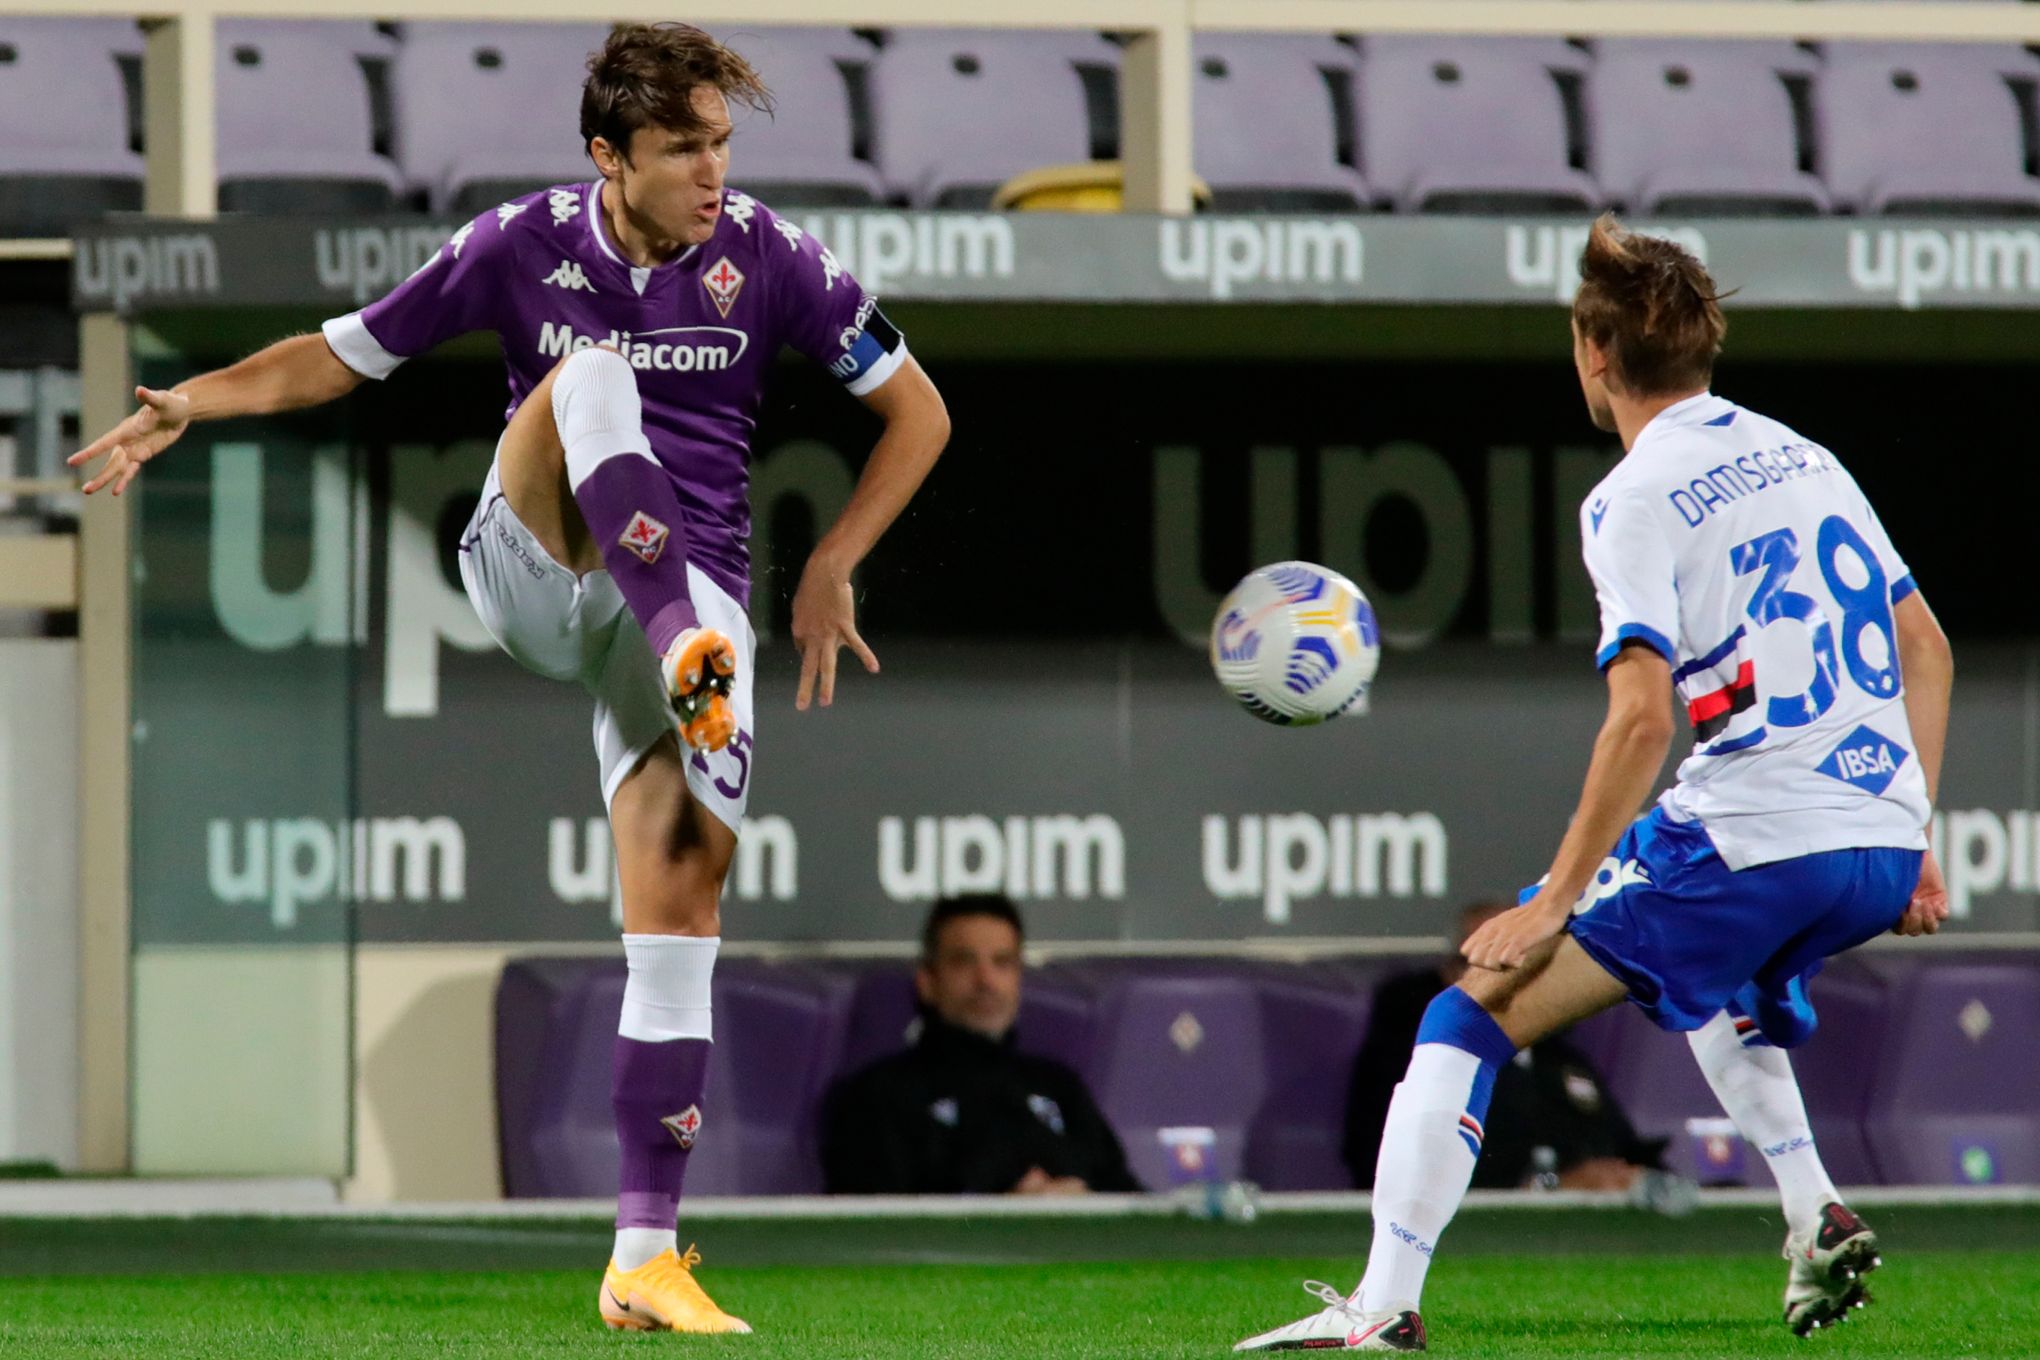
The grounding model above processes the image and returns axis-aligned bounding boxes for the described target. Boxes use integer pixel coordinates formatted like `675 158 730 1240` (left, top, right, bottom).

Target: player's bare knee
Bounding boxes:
635 867 723 936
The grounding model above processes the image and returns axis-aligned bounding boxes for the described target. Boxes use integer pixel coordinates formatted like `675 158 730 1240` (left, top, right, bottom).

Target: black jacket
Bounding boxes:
1343 969 1666 1189
820 1014 1143 1194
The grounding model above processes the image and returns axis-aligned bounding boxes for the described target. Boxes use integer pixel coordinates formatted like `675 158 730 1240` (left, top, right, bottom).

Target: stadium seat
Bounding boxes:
683 960 856 1195
1591 40 1831 216
1356 36 1602 214
215 21 403 215
391 22 608 214
1860 957 2040 1185
494 956 855 1197
494 957 627 1198
1050 960 1268 1190
870 29 1118 208
1242 964 1375 1189
1585 957 1888 1186
1191 34 1369 212
0 18 144 233
1820 44 2040 216
718 27 887 207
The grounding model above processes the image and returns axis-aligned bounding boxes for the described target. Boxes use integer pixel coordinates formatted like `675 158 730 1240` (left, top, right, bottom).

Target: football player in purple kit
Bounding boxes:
71 24 950 1334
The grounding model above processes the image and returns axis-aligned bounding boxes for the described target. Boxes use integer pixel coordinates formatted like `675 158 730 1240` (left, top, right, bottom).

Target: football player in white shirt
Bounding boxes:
1236 216 1953 1354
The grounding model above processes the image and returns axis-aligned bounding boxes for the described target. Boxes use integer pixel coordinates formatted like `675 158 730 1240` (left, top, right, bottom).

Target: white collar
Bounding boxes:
1633 392 1732 447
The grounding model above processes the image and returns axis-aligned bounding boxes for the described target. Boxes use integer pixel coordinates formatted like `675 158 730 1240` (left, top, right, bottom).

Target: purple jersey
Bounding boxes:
322 181 906 604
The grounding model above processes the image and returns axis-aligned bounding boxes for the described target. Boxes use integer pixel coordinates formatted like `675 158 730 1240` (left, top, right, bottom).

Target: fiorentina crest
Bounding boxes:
661 1104 703 1150
703 256 744 318
619 511 669 565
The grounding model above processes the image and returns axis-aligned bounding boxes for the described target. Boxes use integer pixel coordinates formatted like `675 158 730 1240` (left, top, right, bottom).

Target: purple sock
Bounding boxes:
613 1035 712 1230
553 346 698 657
571 454 699 657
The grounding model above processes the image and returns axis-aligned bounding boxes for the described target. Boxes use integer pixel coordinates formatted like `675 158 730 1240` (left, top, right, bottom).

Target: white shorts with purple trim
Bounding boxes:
456 455 756 832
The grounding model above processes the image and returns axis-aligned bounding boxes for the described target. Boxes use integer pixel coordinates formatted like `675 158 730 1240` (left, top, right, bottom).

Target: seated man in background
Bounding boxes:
821 894 1141 1195
1344 899 1669 1192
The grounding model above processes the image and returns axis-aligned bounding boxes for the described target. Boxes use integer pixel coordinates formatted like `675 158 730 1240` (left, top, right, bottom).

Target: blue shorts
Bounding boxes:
1521 806 1922 1040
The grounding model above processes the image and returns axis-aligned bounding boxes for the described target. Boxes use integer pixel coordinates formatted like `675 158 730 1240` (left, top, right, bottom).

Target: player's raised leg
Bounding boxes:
1235 939 1626 1352
501 344 736 753
1687 1007 1879 1335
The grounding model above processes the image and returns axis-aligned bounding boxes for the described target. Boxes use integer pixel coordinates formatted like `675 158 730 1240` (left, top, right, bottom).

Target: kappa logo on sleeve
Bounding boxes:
496 202 527 228
704 257 744 318
447 221 476 260
620 511 670 564
548 186 581 226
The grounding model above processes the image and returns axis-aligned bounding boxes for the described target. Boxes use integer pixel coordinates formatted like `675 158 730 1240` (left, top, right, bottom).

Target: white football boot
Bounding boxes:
1782 1202 1881 1337
1233 1281 1426 1352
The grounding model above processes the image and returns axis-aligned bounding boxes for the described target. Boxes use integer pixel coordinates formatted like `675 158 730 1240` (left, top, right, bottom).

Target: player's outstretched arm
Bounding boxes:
1892 591 1954 936
69 333 364 495
790 355 950 711
1463 647 1675 971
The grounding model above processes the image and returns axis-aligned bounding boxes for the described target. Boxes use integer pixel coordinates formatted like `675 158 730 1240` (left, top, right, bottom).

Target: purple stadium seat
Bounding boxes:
1243 965 1375 1189
0 18 144 231
870 29 1117 208
1588 956 1888 1186
1860 956 2040 1185
684 960 855 1195
718 28 886 207
1821 44 2040 216
1191 34 1368 212
215 21 403 214
1591 40 1830 216
495 955 853 1198
392 22 608 213
496 957 626 1198
1357 36 1601 213
1052 961 1267 1189
836 964 922 1076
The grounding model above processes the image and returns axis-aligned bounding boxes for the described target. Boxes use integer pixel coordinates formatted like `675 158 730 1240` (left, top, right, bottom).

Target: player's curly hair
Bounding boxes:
581 23 772 162
1572 212 1732 396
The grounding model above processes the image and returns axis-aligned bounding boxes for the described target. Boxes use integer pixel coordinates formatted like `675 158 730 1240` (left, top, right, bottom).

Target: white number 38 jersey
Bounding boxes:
1582 392 1930 870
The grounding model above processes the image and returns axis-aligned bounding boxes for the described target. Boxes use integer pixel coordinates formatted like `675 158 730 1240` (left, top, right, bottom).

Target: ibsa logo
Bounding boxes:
1815 724 1909 796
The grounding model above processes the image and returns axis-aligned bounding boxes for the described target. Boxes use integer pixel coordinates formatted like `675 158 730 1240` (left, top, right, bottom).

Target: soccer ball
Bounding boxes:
1209 562 1381 726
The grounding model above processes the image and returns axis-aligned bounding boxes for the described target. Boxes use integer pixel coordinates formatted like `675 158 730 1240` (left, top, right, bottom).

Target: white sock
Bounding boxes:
1354 1044 1486 1312
619 933 718 1042
1687 1009 1838 1236
613 1226 677 1271
552 345 655 490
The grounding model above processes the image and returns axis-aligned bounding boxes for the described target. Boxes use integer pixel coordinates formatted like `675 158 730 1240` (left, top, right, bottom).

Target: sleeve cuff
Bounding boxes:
843 342 907 397
1595 623 1676 671
1890 572 1918 604
321 312 406 380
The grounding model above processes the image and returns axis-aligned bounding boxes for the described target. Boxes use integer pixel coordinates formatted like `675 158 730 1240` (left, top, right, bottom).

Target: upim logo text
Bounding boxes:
1159 219 1364 300
878 815 1126 901
208 816 466 928
1204 812 1448 923
1932 808 2040 916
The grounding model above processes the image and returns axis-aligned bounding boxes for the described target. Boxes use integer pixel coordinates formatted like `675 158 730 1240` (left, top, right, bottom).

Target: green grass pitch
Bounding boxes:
3 1204 2037 1358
